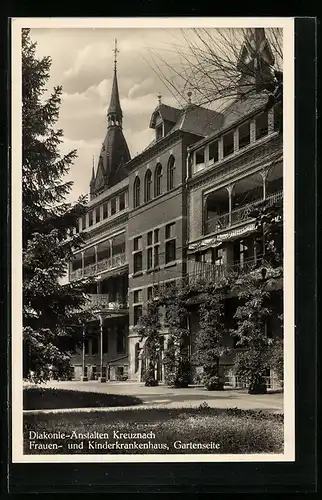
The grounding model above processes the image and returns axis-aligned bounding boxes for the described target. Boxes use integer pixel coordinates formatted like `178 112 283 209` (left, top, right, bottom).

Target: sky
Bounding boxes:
30 28 200 203
29 26 282 203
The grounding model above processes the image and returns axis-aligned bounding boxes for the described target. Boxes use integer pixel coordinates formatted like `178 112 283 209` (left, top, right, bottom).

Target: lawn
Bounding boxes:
23 387 143 410
24 406 284 455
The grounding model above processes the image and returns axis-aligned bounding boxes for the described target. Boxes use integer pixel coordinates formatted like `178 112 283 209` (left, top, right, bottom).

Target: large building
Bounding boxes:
68 31 283 387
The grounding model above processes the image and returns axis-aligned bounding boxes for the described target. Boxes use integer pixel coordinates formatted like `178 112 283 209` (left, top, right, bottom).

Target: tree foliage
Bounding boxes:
147 28 283 118
133 301 161 386
22 29 90 383
193 286 228 390
231 274 274 394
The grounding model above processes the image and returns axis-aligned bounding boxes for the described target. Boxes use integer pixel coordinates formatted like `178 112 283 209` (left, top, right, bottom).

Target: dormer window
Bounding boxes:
156 123 163 141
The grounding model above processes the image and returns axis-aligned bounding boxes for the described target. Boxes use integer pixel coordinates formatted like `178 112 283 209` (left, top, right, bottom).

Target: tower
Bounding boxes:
90 39 131 200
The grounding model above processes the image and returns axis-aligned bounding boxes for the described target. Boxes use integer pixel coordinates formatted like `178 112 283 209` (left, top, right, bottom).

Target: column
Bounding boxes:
80 326 88 381
218 137 224 160
81 251 85 277
250 118 256 143
226 184 234 227
98 314 106 382
261 170 268 201
94 245 98 273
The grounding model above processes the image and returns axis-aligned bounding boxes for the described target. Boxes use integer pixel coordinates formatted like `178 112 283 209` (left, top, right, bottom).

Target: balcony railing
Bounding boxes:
85 294 129 312
205 191 283 235
187 256 264 285
149 256 265 297
70 252 127 282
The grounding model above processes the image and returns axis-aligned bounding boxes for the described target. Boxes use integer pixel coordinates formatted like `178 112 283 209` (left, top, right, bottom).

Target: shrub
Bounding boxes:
203 374 224 391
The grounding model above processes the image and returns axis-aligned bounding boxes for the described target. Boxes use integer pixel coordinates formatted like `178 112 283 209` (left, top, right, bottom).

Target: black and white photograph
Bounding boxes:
11 17 295 462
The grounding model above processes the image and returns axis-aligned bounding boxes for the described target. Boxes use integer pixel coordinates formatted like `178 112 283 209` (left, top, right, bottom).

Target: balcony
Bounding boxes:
205 191 282 235
187 256 264 285
70 252 127 282
84 294 129 314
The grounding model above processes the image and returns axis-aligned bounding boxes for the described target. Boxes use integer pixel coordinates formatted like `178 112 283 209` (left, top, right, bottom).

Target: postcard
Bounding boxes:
11 16 295 464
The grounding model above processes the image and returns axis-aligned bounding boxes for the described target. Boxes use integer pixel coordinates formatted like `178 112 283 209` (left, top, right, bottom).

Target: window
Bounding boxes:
75 219 80 233
133 176 140 208
133 253 142 273
133 236 142 251
255 111 269 140
88 211 93 227
144 169 152 203
81 215 86 230
134 305 143 325
95 206 101 224
147 229 160 269
154 163 162 197
165 222 175 239
116 327 126 354
147 286 153 301
195 148 205 166
134 289 143 303
167 155 175 191
154 245 159 267
223 131 234 157
209 140 219 164
238 121 251 149
147 247 153 269
103 202 108 219
119 192 126 211
111 197 117 215
156 124 163 141
165 222 176 263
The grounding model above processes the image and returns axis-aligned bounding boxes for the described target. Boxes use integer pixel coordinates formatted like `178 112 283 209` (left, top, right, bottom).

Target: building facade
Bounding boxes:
67 30 283 387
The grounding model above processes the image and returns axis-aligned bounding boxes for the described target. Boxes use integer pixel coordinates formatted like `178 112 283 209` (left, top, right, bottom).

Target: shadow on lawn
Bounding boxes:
23 387 143 410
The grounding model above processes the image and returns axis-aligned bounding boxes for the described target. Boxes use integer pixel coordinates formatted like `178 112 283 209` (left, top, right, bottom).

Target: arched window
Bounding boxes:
144 169 152 203
133 176 140 208
167 155 175 191
154 163 162 197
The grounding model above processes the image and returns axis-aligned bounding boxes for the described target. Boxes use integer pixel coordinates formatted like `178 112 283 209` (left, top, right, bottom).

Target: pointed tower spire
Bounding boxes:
108 39 123 128
91 155 95 180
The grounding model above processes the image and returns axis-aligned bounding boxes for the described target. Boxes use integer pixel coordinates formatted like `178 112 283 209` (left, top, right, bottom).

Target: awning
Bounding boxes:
188 222 256 253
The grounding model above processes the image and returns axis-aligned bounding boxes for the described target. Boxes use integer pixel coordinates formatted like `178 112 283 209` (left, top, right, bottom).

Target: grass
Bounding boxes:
23 387 143 410
24 406 284 455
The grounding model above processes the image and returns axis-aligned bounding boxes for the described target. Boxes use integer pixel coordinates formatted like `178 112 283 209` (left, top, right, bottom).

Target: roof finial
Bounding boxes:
113 38 119 71
157 92 162 105
187 90 192 104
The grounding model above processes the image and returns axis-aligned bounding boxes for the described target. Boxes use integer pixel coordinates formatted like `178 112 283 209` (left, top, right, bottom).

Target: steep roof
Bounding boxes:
90 55 131 198
108 68 123 120
149 104 182 128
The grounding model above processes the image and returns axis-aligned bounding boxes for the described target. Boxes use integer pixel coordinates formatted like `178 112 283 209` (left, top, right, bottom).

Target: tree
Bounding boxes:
134 301 161 386
162 287 191 388
147 28 283 127
231 274 274 394
22 29 89 383
251 198 283 269
193 287 228 390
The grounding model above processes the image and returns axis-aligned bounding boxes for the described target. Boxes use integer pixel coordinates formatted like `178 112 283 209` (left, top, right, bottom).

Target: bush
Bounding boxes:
203 374 224 391
144 375 158 387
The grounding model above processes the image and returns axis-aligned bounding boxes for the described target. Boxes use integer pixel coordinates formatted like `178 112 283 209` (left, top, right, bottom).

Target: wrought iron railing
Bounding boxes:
70 252 127 282
205 191 283 235
149 255 265 297
85 294 129 312
187 255 264 285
